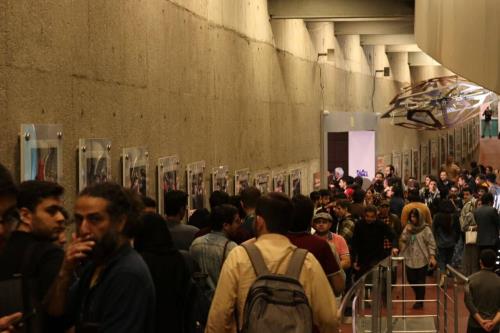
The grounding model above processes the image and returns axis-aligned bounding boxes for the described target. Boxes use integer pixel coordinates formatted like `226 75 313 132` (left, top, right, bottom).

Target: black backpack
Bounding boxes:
240 244 313 333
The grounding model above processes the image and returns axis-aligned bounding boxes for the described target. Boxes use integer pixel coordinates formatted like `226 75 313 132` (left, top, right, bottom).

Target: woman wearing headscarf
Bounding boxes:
134 213 191 333
400 208 437 309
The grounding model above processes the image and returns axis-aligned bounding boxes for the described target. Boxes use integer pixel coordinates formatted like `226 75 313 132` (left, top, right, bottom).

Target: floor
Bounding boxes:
479 137 500 168
340 274 470 333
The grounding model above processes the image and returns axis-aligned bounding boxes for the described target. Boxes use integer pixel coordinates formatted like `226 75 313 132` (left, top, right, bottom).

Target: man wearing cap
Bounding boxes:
312 210 351 270
378 199 402 239
287 195 345 296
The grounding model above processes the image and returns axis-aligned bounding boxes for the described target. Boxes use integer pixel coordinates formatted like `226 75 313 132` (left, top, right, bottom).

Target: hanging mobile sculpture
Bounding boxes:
381 75 498 130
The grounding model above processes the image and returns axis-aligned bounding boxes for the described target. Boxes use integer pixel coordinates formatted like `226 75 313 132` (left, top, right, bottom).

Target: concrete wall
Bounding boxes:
0 0 444 207
415 0 500 94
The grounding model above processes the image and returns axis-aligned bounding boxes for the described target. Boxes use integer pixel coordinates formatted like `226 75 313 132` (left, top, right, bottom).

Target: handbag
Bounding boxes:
465 226 477 245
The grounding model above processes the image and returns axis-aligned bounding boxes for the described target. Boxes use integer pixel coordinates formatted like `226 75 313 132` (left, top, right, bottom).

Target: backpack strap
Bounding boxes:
242 243 270 277
285 248 308 280
219 240 230 271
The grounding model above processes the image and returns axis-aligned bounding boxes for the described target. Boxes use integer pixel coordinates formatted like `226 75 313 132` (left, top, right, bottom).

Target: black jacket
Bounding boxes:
0 231 64 332
473 206 500 247
135 213 191 333
352 220 396 270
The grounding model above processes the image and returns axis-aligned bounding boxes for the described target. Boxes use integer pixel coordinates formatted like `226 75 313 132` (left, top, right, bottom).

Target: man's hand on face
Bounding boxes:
0 312 22 333
61 233 95 274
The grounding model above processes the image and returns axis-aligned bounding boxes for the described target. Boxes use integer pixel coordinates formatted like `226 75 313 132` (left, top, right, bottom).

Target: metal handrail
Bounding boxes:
337 256 392 320
446 264 469 283
443 264 470 333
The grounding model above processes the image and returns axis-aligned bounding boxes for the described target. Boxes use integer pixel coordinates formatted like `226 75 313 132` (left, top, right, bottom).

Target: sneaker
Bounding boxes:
412 302 424 309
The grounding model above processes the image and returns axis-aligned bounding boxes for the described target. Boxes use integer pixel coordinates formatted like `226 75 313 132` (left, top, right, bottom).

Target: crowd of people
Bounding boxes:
0 155 498 333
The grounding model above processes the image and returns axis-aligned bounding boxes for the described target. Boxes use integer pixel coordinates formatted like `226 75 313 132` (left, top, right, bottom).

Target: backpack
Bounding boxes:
183 272 211 333
178 250 211 333
240 244 313 333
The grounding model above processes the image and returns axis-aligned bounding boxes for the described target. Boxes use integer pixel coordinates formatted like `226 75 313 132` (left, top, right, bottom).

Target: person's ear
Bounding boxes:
254 215 264 231
116 214 127 232
19 207 33 228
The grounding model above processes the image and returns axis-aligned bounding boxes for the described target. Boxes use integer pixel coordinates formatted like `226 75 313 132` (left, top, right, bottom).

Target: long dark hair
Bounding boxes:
409 208 420 222
438 200 454 234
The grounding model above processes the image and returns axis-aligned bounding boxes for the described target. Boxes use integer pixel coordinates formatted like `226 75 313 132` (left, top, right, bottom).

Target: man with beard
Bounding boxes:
373 172 385 194
351 206 398 279
0 180 66 332
45 183 155 333
384 165 395 178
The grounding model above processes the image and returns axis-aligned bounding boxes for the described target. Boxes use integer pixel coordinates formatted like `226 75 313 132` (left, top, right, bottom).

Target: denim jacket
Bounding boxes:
189 232 237 293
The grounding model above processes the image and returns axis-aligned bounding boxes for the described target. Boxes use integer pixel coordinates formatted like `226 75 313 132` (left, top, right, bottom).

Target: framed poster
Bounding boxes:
273 170 289 195
313 171 321 191
187 161 206 211
411 149 419 181
429 139 439 176
289 168 302 197
467 122 473 154
447 130 455 159
462 126 468 159
420 142 429 180
439 134 447 167
78 138 111 192
20 124 63 183
122 147 149 196
212 165 229 193
157 155 179 215
391 151 402 177
253 171 271 194
376 156 385 173
475 118 480 148
402 150 411 183
454 127 462 164
235 168 250 194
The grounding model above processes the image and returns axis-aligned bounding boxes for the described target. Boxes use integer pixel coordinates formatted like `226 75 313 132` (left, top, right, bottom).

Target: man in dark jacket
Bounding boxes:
45 183 156 333
473 193 500 256
465 249 500 333
0 180 66 332
352 205 399 279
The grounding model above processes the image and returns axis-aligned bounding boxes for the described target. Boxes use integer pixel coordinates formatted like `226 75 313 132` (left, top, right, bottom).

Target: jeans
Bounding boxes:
406 266 427 302
438 247 455 272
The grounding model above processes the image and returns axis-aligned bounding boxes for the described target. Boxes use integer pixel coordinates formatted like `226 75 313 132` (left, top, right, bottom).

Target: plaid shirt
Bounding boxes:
336 216 355 243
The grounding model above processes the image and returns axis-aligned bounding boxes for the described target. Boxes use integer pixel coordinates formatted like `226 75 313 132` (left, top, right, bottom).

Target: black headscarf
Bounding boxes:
134 213 190 333
134 213 175 254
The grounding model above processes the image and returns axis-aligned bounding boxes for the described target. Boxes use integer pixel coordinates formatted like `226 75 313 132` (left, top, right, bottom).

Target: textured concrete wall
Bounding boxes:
415 0 500 94
0 0 440 208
